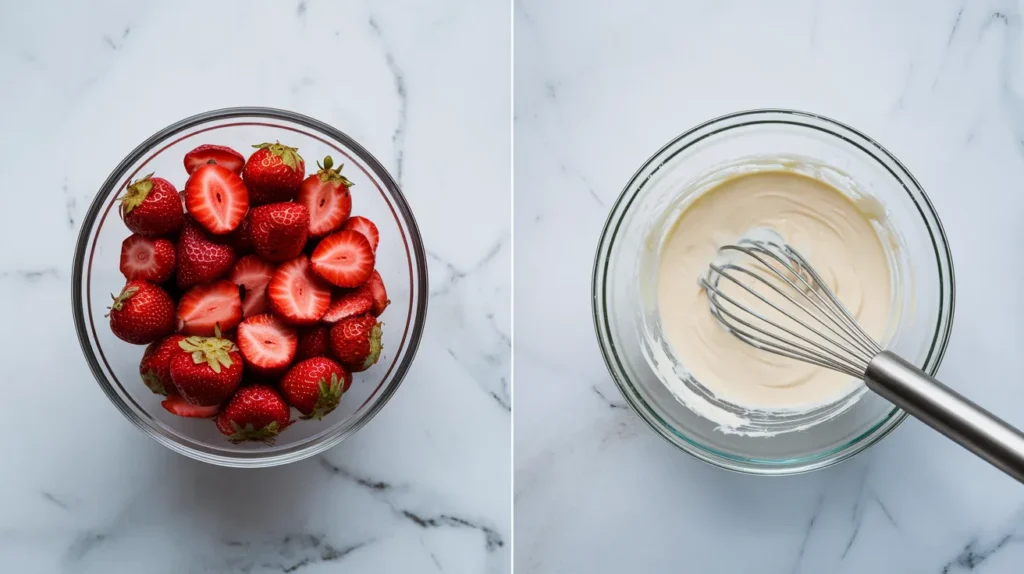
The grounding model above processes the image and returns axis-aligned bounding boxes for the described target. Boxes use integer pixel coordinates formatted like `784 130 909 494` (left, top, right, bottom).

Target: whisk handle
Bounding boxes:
865 351 1024 484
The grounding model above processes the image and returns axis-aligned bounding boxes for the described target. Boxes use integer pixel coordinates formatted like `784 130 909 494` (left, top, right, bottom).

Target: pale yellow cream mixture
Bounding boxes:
657 171 892 410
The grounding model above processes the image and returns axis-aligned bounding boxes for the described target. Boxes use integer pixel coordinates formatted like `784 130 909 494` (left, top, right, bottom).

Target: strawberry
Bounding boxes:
216 385 292 443
170 328 244 406
139 334 186 395
226 212 254 254
176 280 243 336
329 314 382 372
279 357 351 419
267 256 332 325
184 164 250 235
295 326 329 360
120 174 184 237
119 234 176 284
365 270 390 316
342 216 379 253
297 155 353 238
108 281 176 344
176 220 236 288
310 230 375 288
250 203 310 262
183 144 245 175
321 288 373 323
228 255 275 318
237 314 297 377
242 142 305 205
161 395 220 418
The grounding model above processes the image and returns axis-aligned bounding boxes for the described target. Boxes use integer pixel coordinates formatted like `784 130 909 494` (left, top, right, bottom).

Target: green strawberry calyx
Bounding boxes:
361 322 383 371
227 420 281 444
315 155 354 188
108 285 140 313
178 325 237 374
141 369 168 396
120 173 156 215
253 142 303 171
301 373 345 421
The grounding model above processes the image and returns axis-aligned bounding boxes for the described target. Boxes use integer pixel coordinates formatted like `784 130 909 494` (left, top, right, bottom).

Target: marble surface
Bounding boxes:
0 1 509 572
515 0 1024 573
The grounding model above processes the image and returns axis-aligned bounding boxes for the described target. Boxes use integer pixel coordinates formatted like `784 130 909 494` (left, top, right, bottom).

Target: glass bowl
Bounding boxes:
72 107 428 468
593 109 955 474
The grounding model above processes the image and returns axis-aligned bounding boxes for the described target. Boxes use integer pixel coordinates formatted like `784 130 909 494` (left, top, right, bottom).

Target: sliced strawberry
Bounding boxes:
120 234 176 284
237 314 298 376
267 256 332 326
322 288 373 323
342 216 379 253
365 270 390 316
176 280 243 336
161 395 221 418
298 156 353 237
229 255 275 318
184 164 250 235
310 230 375 288
184 144 245 175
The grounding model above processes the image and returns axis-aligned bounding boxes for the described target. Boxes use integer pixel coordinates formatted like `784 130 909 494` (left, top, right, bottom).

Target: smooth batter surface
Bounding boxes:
657 171 892 410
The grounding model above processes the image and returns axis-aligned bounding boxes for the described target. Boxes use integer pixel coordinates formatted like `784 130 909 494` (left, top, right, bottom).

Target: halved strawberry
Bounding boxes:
228 255 275 318
267 256 332 326
366 270 390 316
120 234 176 284
184 144 245 175
176 280 243 336
237 314 297 377
322 288 373 323
310 230 375 288
161 395 221 418
342 216 379 253
184 164 250 235
298 155 353 237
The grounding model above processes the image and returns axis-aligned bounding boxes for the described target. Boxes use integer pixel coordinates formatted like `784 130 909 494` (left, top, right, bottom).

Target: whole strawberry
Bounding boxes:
169 328 243 406
176 220 236 288
329 314 382 372
119 174 184 237
120 234 176 284
242 142 305 205
139 334 186 395
109 280 176 344
280 357 351 420
295 326 330 360
297 155 353 238
250 203 310 262
216 385 292 443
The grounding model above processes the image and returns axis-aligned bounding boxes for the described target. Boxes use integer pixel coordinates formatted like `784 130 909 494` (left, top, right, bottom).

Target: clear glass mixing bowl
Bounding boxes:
592 109 955 474
72 108 428 467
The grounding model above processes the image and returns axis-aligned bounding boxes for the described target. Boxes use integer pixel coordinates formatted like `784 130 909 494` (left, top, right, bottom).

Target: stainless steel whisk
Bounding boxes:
702 236 1024 483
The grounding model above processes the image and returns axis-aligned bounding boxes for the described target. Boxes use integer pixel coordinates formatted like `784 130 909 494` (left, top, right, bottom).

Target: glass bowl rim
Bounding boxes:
591 108 956 475
71 106 429 468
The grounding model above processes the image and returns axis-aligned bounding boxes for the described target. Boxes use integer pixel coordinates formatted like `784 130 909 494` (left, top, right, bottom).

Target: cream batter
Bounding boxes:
657 171 892 410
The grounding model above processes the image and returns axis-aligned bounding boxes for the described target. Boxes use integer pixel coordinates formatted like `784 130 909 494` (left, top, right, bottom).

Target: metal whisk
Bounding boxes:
702 235 1024 483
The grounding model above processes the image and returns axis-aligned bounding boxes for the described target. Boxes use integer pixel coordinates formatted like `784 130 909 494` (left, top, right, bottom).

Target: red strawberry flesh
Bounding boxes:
237 314 297 376
310 230 375 288
176 280 243 336
184 144 245 175
185 164 250 235
342 216 379 253
267 256 332 326
161 395 221 418
321 288 373 323
120 235 176 284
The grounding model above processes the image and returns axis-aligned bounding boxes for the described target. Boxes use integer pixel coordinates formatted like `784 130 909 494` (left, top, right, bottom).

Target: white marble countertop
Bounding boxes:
515 1 1024 573
0 1 509 572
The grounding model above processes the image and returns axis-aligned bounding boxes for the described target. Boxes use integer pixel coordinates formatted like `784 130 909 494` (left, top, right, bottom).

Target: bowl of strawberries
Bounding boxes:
72 108 428 467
